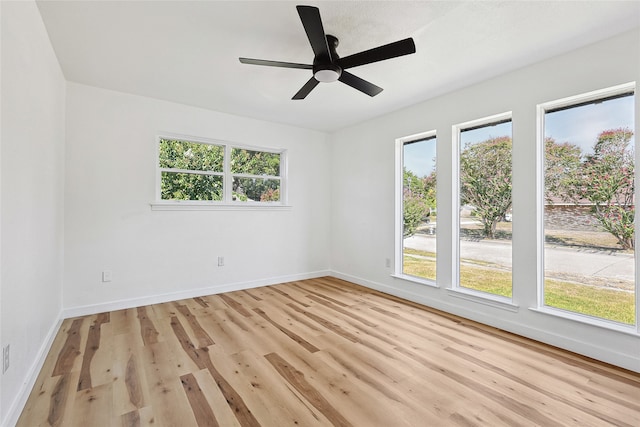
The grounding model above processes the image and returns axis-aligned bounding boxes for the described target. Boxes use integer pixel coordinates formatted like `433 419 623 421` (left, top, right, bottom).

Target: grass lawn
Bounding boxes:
403 249 635 325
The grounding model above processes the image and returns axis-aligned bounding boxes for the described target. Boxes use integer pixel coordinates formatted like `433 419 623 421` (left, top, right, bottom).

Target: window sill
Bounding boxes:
150 201 292 211
447 287 519 312
391 273 438 288
529 306 638 336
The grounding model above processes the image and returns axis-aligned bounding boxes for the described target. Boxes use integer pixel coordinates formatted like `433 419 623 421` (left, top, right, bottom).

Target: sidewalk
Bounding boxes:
404 234 634 285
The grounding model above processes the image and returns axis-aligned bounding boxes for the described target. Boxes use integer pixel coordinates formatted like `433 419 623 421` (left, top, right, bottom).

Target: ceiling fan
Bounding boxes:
239 5 416 100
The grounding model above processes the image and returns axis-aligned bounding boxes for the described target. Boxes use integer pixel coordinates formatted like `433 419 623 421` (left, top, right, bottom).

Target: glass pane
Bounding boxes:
231 148 280 176
232 177 280 202
459 120 513 297
544 93 635 325
161 171 223 201
402 137 437 281
159 139 223 172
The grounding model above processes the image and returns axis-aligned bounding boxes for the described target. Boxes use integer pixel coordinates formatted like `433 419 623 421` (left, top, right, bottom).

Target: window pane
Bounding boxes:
543 93 635 325
231 148 280 176
459 120 512 298
159 139 223 172
232 177 280 202
402 137 437 281
161 171 223 201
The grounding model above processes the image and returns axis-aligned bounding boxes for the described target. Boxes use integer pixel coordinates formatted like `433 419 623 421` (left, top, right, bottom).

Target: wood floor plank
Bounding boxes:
190 312 246 356
218 293 253 317
180 373 219 427
222 349 332 426
110 308 145 347
120 406 155 427
72 383 114 426
136 306 161 346
17 277 640 427
77 313 111 391
190 367 242 427
268 348 439 426
121 409 140 427
169 316 261 427
270 285 312 308
174 303 215 348
111 333 150 417
48 374 73 426
139 341 199 427
253 307 320 353
52 319 84 377
265 352 353 427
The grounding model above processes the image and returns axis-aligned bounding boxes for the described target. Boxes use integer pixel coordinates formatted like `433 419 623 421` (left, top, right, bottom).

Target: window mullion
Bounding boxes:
160 167 223 177
231 173 281 180
224 144 232 202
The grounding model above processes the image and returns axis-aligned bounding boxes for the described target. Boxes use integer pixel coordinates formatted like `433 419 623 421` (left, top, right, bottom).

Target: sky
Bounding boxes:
404 137 436 177
404 94 635 177
545 95 635 155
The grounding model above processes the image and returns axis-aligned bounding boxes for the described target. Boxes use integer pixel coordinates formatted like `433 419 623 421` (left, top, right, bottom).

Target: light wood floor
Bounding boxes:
17 277 640 426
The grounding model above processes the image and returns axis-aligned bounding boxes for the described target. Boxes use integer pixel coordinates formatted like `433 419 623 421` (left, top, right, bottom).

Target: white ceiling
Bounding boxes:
36 0 640 132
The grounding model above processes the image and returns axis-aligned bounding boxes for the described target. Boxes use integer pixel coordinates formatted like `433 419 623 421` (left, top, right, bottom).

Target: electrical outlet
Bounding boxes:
385 258 391 268
102 270 112 282
3 344 9 374
217 256 224 267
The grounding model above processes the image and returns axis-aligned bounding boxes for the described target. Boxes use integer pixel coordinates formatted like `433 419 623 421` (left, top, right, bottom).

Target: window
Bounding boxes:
396 133 437 283
455 114 513 299
539 83 635 326
230 148 282 202
159 138 224 201
157 136 286 206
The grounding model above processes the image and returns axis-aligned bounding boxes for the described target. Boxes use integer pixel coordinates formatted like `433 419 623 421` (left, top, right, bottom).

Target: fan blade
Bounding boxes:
296 5 331 61
338 71 383 97
239 58 312 70
292 77 320 100
338 38 416 69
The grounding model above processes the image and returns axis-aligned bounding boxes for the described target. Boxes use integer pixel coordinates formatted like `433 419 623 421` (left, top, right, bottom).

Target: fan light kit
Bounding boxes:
239 5 416 99
314 68 340 83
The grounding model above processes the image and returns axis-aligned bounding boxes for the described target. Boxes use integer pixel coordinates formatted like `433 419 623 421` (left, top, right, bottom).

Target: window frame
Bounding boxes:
536 82 638 331
452 112 515 307
394 130 438 287
152 133 289 210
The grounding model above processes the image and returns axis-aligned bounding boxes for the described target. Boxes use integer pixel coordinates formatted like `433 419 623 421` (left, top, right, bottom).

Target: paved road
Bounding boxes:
404 234 634 283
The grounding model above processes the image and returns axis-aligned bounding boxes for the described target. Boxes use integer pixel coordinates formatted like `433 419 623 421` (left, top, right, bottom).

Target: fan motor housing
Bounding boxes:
313 35 342 82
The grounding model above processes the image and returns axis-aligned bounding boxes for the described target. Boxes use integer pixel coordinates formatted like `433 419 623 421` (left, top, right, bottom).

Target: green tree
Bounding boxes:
403 168 432 238
231 148 281 201
574 128 634 250
459 136 512 239
260 188 280 202
159 139 224 200
422 171 437 212
544 138 582 203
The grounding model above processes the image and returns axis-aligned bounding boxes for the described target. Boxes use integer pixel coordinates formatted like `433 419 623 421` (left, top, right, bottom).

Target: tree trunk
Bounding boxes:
483 220 497 239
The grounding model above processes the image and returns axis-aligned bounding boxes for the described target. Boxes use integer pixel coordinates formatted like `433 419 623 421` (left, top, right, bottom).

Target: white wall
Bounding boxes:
329 29 640 371
63 83 331 313
0 1 66 424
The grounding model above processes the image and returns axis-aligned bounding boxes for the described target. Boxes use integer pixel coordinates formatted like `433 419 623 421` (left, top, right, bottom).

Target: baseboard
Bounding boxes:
62 270 331 319
330 270 640 373
2 315 64 427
